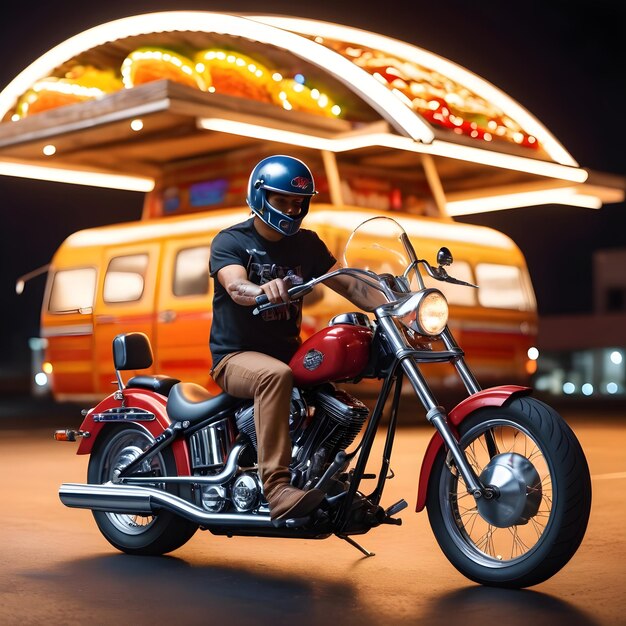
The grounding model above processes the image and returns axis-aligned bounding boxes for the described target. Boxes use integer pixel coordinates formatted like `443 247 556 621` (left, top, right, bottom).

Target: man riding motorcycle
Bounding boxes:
55 180 592 587
209 155 358 522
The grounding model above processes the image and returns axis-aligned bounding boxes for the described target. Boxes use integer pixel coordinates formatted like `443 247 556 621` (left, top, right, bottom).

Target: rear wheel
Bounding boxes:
427 397 591 588
88 424 198 555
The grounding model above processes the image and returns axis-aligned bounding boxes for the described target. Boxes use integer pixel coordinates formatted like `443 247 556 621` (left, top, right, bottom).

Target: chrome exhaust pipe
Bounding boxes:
120 440 245 486
59 482 272 527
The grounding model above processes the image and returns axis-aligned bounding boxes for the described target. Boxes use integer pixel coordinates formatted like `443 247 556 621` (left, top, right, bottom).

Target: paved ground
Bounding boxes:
0 395 624 625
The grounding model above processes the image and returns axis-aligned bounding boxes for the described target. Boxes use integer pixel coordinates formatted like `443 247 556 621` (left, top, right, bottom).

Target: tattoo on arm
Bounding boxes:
227 279 262 305
218 265 262 306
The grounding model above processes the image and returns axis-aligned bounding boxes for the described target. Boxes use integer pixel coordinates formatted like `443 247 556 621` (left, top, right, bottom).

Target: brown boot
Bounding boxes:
266 484 325 521
240 361 324 520
214 355 322 521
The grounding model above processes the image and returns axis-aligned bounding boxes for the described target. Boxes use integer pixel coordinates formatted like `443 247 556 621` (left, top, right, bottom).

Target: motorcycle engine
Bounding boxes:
295 387 369 488
189 386 368 513
234 388 308 449
201 485 228 512
231 472 263 512
235 385 369 489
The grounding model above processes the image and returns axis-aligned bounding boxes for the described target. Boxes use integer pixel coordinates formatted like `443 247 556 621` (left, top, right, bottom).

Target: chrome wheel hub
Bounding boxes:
477 452 542 528
111 445 149 482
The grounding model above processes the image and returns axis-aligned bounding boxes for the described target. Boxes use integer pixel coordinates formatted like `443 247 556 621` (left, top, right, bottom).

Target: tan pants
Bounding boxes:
212 351 293 497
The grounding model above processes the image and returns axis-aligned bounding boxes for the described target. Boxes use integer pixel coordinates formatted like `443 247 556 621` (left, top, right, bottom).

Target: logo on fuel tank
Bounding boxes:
303 349 324 370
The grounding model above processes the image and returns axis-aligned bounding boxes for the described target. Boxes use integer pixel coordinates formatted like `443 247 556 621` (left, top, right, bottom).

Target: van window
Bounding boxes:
103 254 149 303
48 267 97 313
423 260 476 306
173 246 211 297
475 263 532 310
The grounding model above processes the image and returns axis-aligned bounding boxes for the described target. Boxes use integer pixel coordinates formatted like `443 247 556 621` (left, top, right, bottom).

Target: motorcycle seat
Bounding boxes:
167 382 243 424
126 375 181 396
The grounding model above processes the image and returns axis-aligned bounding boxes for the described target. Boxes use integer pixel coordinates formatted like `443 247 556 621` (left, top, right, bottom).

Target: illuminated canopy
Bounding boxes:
0 11 622 215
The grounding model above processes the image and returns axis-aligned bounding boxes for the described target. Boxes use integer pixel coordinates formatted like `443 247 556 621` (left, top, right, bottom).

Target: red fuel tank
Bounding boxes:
290 324 373 387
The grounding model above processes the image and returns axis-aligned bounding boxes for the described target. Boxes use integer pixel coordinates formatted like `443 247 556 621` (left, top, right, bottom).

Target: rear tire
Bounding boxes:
88 424 198 555
427 397 591 587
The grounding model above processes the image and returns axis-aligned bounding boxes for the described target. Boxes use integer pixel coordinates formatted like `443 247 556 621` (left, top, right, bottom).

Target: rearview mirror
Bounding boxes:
437 247 453 267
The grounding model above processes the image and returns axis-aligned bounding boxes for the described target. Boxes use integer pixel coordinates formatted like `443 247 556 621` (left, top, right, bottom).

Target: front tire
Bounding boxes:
87 424 198 555
427 397 591 588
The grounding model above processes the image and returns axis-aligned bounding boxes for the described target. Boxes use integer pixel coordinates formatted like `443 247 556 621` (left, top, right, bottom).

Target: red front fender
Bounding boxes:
76 389 192 475
415 385 531 512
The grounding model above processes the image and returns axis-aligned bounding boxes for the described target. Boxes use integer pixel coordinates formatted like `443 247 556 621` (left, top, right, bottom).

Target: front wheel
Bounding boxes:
87 424 198 555
427 397 591 588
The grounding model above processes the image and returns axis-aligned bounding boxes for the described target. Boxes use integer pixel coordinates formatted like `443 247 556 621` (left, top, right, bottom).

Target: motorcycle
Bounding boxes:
55 216 591 588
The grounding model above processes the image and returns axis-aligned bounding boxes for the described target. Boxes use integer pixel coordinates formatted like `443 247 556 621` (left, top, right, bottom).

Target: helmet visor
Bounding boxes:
266 192 306 217
260 191 309 236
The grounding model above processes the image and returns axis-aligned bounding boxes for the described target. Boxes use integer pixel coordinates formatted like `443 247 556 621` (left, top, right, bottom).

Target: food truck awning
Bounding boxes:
0 11 623 216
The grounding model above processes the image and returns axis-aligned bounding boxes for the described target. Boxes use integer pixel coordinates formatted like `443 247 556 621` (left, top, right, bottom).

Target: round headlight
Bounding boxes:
417 290 448 335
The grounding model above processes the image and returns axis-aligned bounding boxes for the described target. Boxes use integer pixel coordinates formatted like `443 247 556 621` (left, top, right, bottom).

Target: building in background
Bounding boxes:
535 248 626 399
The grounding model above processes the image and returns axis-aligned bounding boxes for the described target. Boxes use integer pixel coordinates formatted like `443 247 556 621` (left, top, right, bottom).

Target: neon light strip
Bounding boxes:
197 117 588 183
67 211 246 247
198 117 342 150
1 115 586 197
251 15 578 167
0 11 433 143
72 205 514 249
446 188 602 216
306 209 516 248
425 140 587 182
0 161 154 191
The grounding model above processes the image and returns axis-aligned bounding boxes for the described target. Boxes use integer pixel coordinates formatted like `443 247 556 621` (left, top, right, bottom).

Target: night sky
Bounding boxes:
1 0 624 377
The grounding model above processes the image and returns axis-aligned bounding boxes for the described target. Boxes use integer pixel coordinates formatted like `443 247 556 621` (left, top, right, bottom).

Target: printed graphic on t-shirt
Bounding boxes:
247 249 303 321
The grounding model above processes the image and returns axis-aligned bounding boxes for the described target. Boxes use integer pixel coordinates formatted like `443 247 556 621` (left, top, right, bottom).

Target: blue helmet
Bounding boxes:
247 155 316 236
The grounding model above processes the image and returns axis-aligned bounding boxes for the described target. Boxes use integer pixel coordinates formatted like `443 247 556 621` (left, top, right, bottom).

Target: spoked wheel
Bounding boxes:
87 424 198 555
427 397 591 588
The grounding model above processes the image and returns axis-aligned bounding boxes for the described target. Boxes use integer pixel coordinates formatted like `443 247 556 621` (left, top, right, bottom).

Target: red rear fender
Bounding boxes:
76 389 192 476
415 385 531 512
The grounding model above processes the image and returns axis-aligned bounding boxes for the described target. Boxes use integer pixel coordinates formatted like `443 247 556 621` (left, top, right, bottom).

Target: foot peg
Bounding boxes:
272 515 311 528
385 498 408 517
381 498 407 525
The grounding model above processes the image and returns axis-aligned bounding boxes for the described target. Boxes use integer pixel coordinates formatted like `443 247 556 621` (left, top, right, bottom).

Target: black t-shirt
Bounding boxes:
209 218 337 368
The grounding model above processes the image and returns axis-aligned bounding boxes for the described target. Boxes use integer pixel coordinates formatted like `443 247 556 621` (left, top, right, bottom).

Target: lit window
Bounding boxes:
48 267 96 313
475 263 533 310
103 254 148 303
423 260 476 306
173 246 211 297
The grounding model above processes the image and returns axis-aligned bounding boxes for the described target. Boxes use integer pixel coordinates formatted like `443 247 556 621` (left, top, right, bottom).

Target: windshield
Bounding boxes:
343 216 414 279
332 216 419 312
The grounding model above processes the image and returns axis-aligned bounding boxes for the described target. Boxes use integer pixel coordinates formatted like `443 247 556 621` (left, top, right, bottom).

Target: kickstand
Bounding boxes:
337 534 375 558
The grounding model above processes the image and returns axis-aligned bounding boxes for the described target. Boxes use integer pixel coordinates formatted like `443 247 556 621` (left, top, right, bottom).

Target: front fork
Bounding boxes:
377 318 488 499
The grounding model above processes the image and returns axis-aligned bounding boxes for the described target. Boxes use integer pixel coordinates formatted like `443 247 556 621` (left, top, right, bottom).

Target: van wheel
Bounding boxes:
87 424 198 555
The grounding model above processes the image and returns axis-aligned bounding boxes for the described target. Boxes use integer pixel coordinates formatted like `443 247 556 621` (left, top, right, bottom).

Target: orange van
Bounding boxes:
39 204 537 402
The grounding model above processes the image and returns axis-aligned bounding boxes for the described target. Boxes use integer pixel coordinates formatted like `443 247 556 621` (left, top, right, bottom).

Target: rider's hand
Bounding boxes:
260 278 290 304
